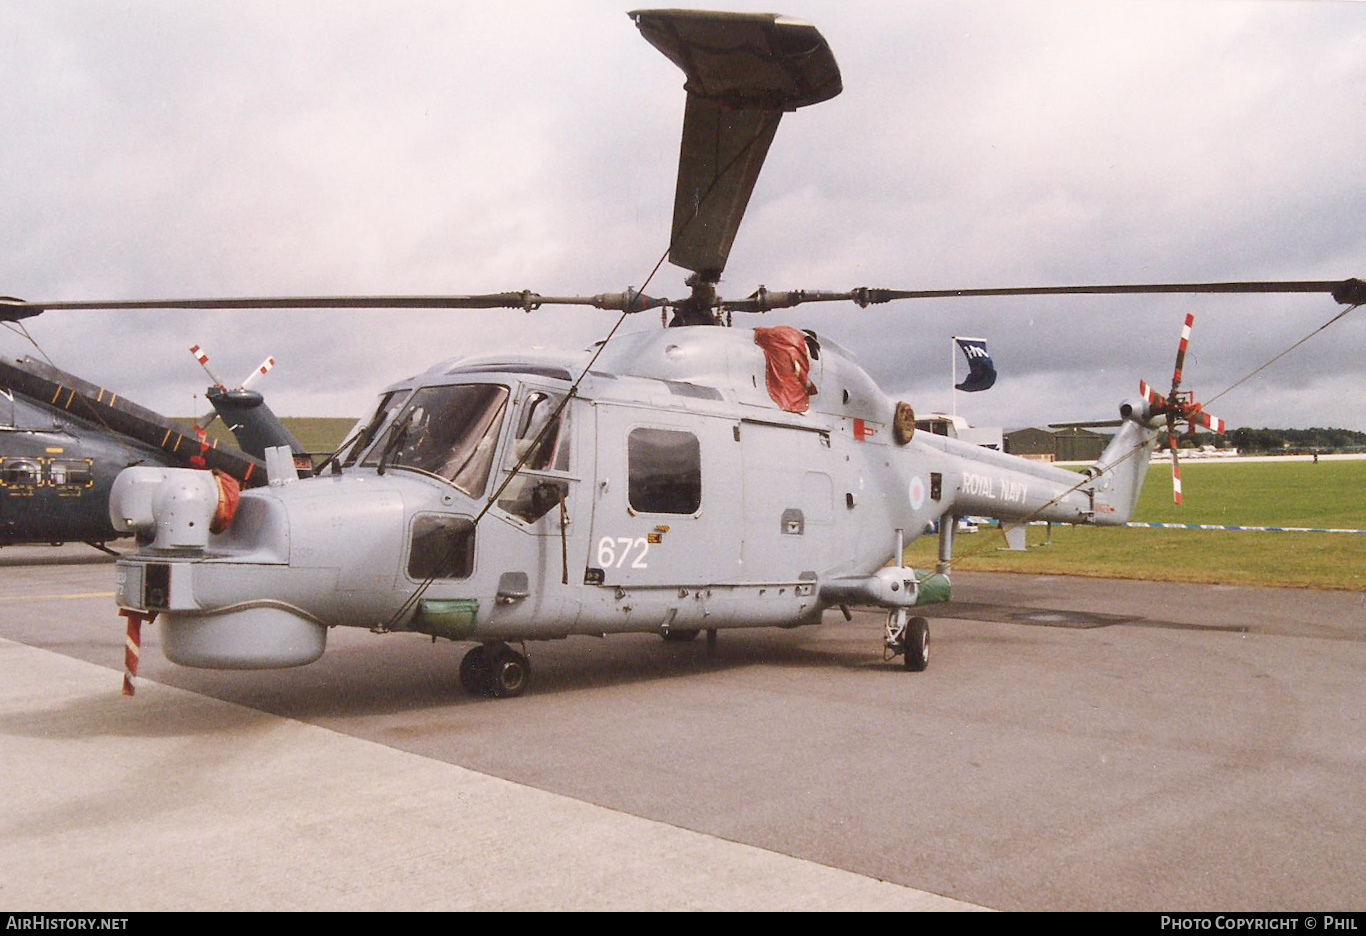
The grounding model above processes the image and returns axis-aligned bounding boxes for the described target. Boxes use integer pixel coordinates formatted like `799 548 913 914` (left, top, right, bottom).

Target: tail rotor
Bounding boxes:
1140 313 1227 505
189 344 278 432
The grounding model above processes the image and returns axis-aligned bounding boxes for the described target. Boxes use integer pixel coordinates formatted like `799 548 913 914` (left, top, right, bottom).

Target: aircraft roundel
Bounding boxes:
909 475 926 511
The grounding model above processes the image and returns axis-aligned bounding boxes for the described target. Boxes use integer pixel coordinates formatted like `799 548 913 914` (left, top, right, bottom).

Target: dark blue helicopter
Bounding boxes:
0 352 304 550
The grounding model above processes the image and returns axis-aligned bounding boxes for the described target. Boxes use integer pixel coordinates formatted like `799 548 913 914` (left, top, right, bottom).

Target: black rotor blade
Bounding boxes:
722 279 1366 313
632 9 841 282
8 277 1359 322
1048 420 1124 429
0 290 671 320
846 279 1366 307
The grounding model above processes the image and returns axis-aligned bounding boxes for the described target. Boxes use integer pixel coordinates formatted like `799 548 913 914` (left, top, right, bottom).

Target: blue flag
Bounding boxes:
954 337 996 392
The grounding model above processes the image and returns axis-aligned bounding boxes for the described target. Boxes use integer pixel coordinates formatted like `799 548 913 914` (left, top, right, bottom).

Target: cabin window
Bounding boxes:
0 458 40 488
364 384 510 498
48 459 94 489
627 428 701 514
407 515 476 580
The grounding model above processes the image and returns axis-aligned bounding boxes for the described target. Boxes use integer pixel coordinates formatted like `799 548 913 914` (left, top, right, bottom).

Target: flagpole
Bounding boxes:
950 336 957 420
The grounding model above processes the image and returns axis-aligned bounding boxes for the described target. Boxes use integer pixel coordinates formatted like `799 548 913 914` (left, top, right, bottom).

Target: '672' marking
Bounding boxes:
597 536 650 569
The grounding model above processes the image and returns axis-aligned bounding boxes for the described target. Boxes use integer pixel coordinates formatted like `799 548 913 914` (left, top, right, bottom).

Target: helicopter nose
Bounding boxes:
112 466 422 669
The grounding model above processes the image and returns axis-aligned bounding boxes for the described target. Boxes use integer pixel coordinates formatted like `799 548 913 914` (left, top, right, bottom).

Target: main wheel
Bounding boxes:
459 645 490 695
487 646 530 698
902 616 929 672
661 628 700 642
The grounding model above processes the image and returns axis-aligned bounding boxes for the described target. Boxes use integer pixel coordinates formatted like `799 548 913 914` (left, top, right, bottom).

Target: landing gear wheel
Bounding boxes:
459 645 490 695
487 645 530 698
902 616 929 672
661 628 700 642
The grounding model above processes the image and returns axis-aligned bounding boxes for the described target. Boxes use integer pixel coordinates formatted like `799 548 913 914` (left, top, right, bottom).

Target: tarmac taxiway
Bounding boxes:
1 544 1363 911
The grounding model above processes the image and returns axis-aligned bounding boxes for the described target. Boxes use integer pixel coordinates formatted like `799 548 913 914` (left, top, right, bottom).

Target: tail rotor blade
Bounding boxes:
1192 408 1227 435
1170 312 1194 397
190 344 226 390
1169 427 1184 506
1140 379 1166 410
239 356 275 391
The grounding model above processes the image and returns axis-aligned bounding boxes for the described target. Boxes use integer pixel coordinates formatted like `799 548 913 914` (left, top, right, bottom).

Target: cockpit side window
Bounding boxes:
497 391 572 524
340 390 409 468
506 391 570 473
362 384 510 498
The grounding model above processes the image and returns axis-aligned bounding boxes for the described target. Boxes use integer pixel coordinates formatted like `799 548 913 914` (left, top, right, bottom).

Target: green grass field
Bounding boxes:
906 459 1366 591
184 414 1364 592
172 416 357 454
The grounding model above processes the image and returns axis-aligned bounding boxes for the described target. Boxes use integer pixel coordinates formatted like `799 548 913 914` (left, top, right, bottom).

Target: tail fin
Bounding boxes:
207 388 309 469
1088 397 1162 525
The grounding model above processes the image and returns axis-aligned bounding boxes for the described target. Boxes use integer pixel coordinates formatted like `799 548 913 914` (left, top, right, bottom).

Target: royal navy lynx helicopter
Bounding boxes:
3 9 1362 697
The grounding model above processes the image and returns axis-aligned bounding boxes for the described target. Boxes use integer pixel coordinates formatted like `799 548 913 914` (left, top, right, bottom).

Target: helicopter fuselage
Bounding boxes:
0 391 156 546
110 326 1159 673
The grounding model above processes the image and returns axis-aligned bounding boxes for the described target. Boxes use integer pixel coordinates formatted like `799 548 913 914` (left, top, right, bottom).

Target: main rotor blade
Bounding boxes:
725 278 1366 312
633 9 841 281
1048 420 1124 429
0 291 671 319
7 277 1358 321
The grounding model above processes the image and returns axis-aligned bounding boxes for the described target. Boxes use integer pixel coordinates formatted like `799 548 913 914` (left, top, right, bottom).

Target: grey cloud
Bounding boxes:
2 0 1363 432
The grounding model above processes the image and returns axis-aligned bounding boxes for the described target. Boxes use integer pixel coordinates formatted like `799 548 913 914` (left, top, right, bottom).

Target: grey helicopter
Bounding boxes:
2 9 1362 697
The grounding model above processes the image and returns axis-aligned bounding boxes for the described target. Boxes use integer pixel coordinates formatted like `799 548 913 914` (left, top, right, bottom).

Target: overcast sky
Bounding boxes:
2 0 1363 432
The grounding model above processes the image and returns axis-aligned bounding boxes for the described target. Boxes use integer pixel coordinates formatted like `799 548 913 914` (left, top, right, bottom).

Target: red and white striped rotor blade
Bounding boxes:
189 343 226 389
1192 409 1227 434
1169 430 1184 506
239 356 276 391
1139 380 1166 410
1170 312 1194 394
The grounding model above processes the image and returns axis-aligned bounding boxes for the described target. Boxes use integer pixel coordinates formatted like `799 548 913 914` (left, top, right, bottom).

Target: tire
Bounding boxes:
459 645 490 695
487 646 530 698
903 616 929 672
661 629 701 642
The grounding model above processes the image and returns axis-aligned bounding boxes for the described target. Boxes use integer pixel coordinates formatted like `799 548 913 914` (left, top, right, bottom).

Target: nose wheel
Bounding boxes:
885 609 929 672
460 642 531 698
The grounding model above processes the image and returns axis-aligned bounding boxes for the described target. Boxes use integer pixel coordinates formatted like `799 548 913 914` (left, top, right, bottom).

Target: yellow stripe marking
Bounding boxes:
0 591 117 602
